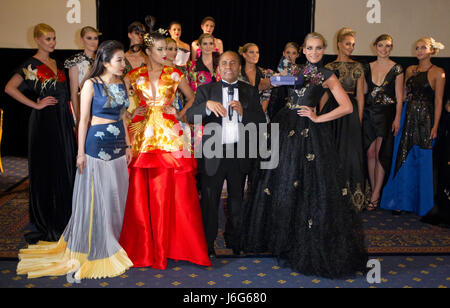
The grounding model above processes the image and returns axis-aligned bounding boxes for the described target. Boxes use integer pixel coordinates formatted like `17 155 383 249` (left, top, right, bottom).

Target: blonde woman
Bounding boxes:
363 34 404 211
65 26 100 125
4 24 76 244
319 27 366 211
243 33 367 279
381 37 446 216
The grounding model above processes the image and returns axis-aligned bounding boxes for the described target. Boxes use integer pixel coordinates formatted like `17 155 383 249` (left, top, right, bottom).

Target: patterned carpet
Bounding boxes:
0 184 29 259
1 163 450 288
215 198 450 256
1 255 449 288
0 157 28 194
363 210 450 254
1 183 450 259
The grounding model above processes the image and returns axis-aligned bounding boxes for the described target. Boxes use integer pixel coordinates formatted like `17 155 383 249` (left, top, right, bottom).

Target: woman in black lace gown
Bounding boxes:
5 24 76 244
363 34 404 211
319 27 366 211
243 33 368 279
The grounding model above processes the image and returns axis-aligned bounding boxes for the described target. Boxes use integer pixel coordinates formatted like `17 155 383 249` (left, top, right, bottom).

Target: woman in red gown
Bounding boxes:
120 24 211 270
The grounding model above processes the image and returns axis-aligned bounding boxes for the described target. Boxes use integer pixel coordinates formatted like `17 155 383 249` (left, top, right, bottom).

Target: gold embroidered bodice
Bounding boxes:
127 65 191 155
325 61 364 95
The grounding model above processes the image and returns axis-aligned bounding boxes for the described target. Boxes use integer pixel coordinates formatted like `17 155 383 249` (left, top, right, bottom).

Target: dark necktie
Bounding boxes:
222 81 238 120
221 80 238 90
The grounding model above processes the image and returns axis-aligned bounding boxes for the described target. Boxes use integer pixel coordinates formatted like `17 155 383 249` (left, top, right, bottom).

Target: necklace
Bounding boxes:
415 64 433 73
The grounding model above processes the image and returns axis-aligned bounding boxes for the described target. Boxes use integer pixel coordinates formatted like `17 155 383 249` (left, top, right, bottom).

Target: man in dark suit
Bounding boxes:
187 51 266 257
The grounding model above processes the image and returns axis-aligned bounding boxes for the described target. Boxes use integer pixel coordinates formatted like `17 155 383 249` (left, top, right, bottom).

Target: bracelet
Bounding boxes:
125 145 132 149
77 154 86 159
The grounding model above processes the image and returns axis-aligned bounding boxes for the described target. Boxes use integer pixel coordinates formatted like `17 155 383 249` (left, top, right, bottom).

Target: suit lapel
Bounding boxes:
238 82 249 109
211 82 223 103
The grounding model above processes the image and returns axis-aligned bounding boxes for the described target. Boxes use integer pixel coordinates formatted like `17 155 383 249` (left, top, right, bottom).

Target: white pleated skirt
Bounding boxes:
17 155 133 280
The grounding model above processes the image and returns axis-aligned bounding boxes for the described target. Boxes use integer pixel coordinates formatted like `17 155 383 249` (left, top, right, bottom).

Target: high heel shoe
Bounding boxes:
367 199 380 212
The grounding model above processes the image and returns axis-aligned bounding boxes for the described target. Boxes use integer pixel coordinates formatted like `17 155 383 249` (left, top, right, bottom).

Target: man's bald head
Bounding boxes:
218 51 242 83
219 50 241 65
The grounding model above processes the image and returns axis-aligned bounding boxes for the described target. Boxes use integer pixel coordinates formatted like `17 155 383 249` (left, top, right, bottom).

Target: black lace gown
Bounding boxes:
242 62 368 279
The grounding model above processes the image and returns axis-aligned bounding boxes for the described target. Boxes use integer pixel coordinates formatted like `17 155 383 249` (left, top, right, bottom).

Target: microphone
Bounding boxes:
227 86 234 121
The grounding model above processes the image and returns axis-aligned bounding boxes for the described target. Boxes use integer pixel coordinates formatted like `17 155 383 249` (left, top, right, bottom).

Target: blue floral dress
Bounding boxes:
17 79 133 280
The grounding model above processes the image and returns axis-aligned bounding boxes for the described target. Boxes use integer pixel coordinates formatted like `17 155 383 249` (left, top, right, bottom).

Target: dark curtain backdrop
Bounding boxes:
0 49 77 157
2 0 449 158
0 0 314 158
97 0 315 69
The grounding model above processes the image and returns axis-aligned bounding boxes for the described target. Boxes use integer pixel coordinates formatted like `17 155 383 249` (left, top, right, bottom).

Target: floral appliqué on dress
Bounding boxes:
302 63 325 86
23 64 66 94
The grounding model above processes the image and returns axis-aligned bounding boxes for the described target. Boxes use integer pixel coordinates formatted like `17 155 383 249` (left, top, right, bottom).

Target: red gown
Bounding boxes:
120 65 211 269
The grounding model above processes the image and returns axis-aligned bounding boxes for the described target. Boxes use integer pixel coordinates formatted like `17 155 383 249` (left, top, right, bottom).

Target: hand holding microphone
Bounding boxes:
228 87 234 120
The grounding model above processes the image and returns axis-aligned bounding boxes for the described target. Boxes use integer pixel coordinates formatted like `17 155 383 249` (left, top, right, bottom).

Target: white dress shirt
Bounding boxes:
206 81 243 144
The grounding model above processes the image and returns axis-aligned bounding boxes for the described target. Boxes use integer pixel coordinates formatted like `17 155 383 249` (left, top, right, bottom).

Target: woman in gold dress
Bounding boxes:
120 23 211 270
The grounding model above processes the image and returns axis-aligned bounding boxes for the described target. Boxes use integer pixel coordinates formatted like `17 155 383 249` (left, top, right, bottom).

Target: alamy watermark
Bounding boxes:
66 259 81 284
367 259 382 284
172 115 280 170
366 0 381 24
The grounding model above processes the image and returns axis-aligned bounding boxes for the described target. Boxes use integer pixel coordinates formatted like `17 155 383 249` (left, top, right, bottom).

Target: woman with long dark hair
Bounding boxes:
5 23 76 244
16 40 134 280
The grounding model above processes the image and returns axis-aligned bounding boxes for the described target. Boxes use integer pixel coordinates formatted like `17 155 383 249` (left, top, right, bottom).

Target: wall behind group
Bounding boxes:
1 0 448 158
0 0 97 49
315 0 450 57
